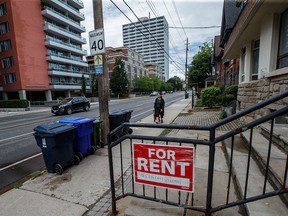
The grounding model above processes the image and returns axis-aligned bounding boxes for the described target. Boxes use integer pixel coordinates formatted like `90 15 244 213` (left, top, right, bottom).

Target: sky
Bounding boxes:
81 0 223 79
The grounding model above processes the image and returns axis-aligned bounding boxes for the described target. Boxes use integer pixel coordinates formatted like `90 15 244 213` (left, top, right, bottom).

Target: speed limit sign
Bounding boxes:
89 29 105 55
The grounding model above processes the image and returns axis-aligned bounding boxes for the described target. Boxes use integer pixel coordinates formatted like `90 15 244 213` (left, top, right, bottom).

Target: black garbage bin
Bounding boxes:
109 110 133 141
34 122 78 175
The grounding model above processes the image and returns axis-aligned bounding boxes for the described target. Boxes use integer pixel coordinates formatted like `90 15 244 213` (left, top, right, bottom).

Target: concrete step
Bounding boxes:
259 123 288 153
241 128 288 207
223 133 288 216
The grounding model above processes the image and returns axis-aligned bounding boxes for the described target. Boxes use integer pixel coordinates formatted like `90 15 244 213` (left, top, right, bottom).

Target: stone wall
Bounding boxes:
237 73 288 119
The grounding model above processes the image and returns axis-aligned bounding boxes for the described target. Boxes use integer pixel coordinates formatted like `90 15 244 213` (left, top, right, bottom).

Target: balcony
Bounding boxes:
67 0 84 9
45 38 87 55
44 0 84 21
46 53 88 67
44 22 86 44
48 68 89 78
50 82 90 90
42 7 85 33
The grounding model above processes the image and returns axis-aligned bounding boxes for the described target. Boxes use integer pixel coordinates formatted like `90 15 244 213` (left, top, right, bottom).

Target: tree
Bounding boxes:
110 58 129 97
151 76 162 91
167 76 182 91
81 74 86 96
134 76 153 92
188 42 213 89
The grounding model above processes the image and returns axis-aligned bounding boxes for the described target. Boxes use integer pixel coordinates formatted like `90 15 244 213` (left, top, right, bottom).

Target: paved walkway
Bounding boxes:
174 111 245 131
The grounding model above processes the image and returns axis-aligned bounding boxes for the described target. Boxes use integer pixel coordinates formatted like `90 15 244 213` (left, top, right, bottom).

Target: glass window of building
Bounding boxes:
2 56 14 68
0 40 12 52
0 3 7 17
0 22 9 35
278 9 288 69
251 40 260 81
4 73 16 84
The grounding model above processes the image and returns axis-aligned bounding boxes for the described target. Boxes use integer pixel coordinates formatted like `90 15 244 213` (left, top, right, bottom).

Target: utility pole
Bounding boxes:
92 0 110 146
185 38 189 91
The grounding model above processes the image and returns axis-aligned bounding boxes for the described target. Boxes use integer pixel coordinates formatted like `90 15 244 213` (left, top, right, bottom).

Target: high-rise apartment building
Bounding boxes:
0 0 88 101
122 16 169 81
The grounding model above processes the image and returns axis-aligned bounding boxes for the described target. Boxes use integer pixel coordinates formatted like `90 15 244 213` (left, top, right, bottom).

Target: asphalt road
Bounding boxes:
0 92 184 190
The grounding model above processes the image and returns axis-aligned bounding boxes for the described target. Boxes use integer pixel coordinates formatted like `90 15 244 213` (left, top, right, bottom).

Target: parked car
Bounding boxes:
150 91 158 96
161 91 166 95
51 97 90 115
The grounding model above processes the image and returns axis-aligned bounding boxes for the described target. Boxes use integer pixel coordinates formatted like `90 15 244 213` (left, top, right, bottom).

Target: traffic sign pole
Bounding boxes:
92 0 110 147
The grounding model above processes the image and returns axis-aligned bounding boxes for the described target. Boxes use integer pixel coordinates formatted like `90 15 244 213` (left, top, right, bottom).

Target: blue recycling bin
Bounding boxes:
59 117 96 158
34 122 77 175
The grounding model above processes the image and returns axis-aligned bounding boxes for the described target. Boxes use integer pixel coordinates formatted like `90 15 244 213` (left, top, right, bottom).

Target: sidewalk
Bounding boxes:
0 98 190 216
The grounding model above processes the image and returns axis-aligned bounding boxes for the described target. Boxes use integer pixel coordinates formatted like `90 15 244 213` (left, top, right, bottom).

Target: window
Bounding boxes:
0 22 9 35
240 47 246 82
4 73 16 84
278 10 288 69
2 56 14 68
0 40 12 52
0 3 7 16
251 40 260 81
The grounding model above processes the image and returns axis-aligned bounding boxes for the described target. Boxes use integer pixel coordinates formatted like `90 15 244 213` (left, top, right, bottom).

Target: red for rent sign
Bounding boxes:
132 143 194 192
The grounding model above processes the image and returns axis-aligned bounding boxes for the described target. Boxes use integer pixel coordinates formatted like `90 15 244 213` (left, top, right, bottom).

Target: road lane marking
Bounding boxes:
0 132 34 143
0 152 42 172
0 95 183 173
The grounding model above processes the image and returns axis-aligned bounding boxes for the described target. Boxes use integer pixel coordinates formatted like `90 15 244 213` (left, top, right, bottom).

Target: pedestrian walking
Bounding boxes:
154 92 165 123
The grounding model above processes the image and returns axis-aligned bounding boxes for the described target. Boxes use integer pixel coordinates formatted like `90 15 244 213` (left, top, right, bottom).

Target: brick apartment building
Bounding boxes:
0 0 88 101
221 0 288 119
211 0 241 87
87 46 148 89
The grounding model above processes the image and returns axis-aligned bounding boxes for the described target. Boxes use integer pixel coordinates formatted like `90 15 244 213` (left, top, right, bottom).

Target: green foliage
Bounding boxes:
0 100 29 108
81 74 86 96
218 94 236 107
110 58 129 97
91 74 98 97
219 109 227 119
133 76 153 92
167 76 182 91
188 42 213 89
201 86 221 108
224 85 238 98
133 76 173 93
195 99 203 107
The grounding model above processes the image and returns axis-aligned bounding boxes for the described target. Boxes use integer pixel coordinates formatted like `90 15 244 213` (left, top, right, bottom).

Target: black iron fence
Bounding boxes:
108 90 288 215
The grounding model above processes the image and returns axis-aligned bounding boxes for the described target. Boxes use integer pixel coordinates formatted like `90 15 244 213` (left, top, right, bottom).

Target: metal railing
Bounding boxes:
45 37 86 52
108 90 288 215
48 67 89 74
46 53 87 64
44 22 86 42
70 0 84 7
56 0 85 18
43 6 85 30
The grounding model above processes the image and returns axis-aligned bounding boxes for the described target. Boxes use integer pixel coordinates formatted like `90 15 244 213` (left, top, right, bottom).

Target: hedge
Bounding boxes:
0 100 29 108
224 85 238 98
201 86 222 108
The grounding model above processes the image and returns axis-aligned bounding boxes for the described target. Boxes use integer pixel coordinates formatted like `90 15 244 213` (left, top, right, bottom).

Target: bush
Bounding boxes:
219 109 227 119
201 86 222 108
224 85 238 98
0 100 29 108
217 94 236 107
195 100 203 107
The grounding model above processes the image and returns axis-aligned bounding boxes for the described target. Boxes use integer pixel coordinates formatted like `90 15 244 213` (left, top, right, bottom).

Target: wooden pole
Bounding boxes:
93 0 110 147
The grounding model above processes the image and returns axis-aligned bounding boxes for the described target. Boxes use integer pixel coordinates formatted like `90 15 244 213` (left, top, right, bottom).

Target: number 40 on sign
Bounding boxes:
89 29 105 55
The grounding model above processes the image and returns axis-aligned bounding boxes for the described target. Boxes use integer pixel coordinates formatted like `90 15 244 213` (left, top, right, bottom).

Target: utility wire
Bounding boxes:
145 0 158 17
171 0 188 38
169 26 221 29
110 0 185 74
122 0 184 72
145 0 185 65
161 0 185 42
